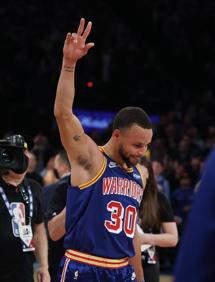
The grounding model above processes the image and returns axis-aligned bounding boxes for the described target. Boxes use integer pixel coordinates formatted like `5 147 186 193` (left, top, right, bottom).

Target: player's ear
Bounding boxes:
112 129 120 139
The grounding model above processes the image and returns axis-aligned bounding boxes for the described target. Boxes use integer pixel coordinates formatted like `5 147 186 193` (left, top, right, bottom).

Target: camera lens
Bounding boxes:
1 149 13 163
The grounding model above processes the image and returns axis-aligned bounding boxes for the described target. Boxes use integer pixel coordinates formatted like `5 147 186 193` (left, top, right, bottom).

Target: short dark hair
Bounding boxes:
112 107 152 130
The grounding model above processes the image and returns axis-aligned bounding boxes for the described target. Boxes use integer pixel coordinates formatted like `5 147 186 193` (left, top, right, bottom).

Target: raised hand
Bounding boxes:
63 18 94 66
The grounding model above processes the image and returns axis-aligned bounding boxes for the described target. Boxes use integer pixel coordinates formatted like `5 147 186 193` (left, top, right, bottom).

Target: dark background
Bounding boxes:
0 0 215 138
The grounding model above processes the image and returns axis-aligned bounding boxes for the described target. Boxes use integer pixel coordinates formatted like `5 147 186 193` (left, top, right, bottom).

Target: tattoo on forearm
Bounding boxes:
64 65 75 72
73 135 81 141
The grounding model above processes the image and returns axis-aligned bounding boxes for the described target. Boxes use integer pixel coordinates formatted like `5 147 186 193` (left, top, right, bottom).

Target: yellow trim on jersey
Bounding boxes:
125 167 134 173
136 163 146 190
79 157 107 189
98 146 105 153
65 249 129 268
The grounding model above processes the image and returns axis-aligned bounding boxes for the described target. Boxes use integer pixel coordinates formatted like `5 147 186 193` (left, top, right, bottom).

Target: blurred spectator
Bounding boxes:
176 135 191 163
43 149 70 213
41 156 59 187
152 159 171 200
189 155 203 186
150 137 167 160
138 157 178 281
43 149 70 282
26 150 44 186
33 134 53 174
171 173 195 236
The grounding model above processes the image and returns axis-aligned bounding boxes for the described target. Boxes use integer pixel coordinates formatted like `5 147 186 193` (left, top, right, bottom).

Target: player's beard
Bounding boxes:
118 145 138 167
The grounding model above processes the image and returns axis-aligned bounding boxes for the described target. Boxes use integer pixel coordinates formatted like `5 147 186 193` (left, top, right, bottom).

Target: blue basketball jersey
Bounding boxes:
64 148 145 259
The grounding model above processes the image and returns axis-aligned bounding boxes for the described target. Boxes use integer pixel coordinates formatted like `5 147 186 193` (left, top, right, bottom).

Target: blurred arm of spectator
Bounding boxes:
34 222 50 281
48 207 66 241
45 150 70 241
140 222 178 248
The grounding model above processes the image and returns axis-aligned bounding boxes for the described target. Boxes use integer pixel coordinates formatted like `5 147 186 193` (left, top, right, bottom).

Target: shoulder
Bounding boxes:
25 177 41 189
43 182 57 193
59 175 70 185
157 191 173 210
158 191 174 219
53 177 70 195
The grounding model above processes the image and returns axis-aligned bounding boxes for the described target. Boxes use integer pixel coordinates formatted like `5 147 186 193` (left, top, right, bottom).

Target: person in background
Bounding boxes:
43 149 70 212
152 159 170 200
26 150 44 186
42 155 59 187
0 134 50 282
174 148 215 282
43 149 71 282
32 134 53 175
54 18 153 281
171 172 195 237
138 157 178 282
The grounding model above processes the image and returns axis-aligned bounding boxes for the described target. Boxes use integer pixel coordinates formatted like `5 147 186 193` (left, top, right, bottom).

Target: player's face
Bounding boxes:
117 125 153 166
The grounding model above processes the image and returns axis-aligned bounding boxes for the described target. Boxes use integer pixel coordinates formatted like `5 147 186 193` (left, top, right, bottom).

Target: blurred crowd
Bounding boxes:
1 0 215 136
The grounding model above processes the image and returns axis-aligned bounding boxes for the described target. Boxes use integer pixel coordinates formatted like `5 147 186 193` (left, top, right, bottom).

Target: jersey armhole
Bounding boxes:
79 156 107 189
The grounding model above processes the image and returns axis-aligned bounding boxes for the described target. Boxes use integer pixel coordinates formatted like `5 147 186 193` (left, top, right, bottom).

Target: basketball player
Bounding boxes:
54 18 153 282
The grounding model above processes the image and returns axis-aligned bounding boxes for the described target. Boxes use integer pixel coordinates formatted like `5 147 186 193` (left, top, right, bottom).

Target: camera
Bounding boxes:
0 135 27 149
0 135 29 174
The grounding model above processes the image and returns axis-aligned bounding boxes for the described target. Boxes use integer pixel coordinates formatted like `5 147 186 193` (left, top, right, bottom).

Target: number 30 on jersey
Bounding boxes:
104 200 137 238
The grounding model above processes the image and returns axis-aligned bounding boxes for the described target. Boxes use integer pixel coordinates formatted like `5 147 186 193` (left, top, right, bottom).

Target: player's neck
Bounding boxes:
103 142 128 169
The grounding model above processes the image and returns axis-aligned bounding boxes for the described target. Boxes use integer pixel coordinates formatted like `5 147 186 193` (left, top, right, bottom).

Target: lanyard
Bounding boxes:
0 185 33 220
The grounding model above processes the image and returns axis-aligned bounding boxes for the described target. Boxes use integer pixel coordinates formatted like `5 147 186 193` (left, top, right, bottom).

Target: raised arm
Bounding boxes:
54 18 94 158
54 18 103 183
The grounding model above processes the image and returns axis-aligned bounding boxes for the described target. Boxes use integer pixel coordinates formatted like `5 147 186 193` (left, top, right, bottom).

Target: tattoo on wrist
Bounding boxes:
73 135 81 141
64 65 75 72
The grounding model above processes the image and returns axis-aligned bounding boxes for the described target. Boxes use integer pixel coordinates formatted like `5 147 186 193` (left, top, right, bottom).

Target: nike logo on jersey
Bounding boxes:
108 161 117 168
132 173 141 179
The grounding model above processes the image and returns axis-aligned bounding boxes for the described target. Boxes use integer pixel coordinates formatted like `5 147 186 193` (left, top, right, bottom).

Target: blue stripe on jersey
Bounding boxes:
64 153 144 259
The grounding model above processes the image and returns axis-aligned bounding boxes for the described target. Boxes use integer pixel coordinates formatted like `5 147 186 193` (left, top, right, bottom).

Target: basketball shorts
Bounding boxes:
56 249 137 282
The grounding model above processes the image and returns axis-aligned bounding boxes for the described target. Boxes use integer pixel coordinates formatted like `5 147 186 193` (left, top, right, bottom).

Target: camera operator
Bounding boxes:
0 135 50 282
